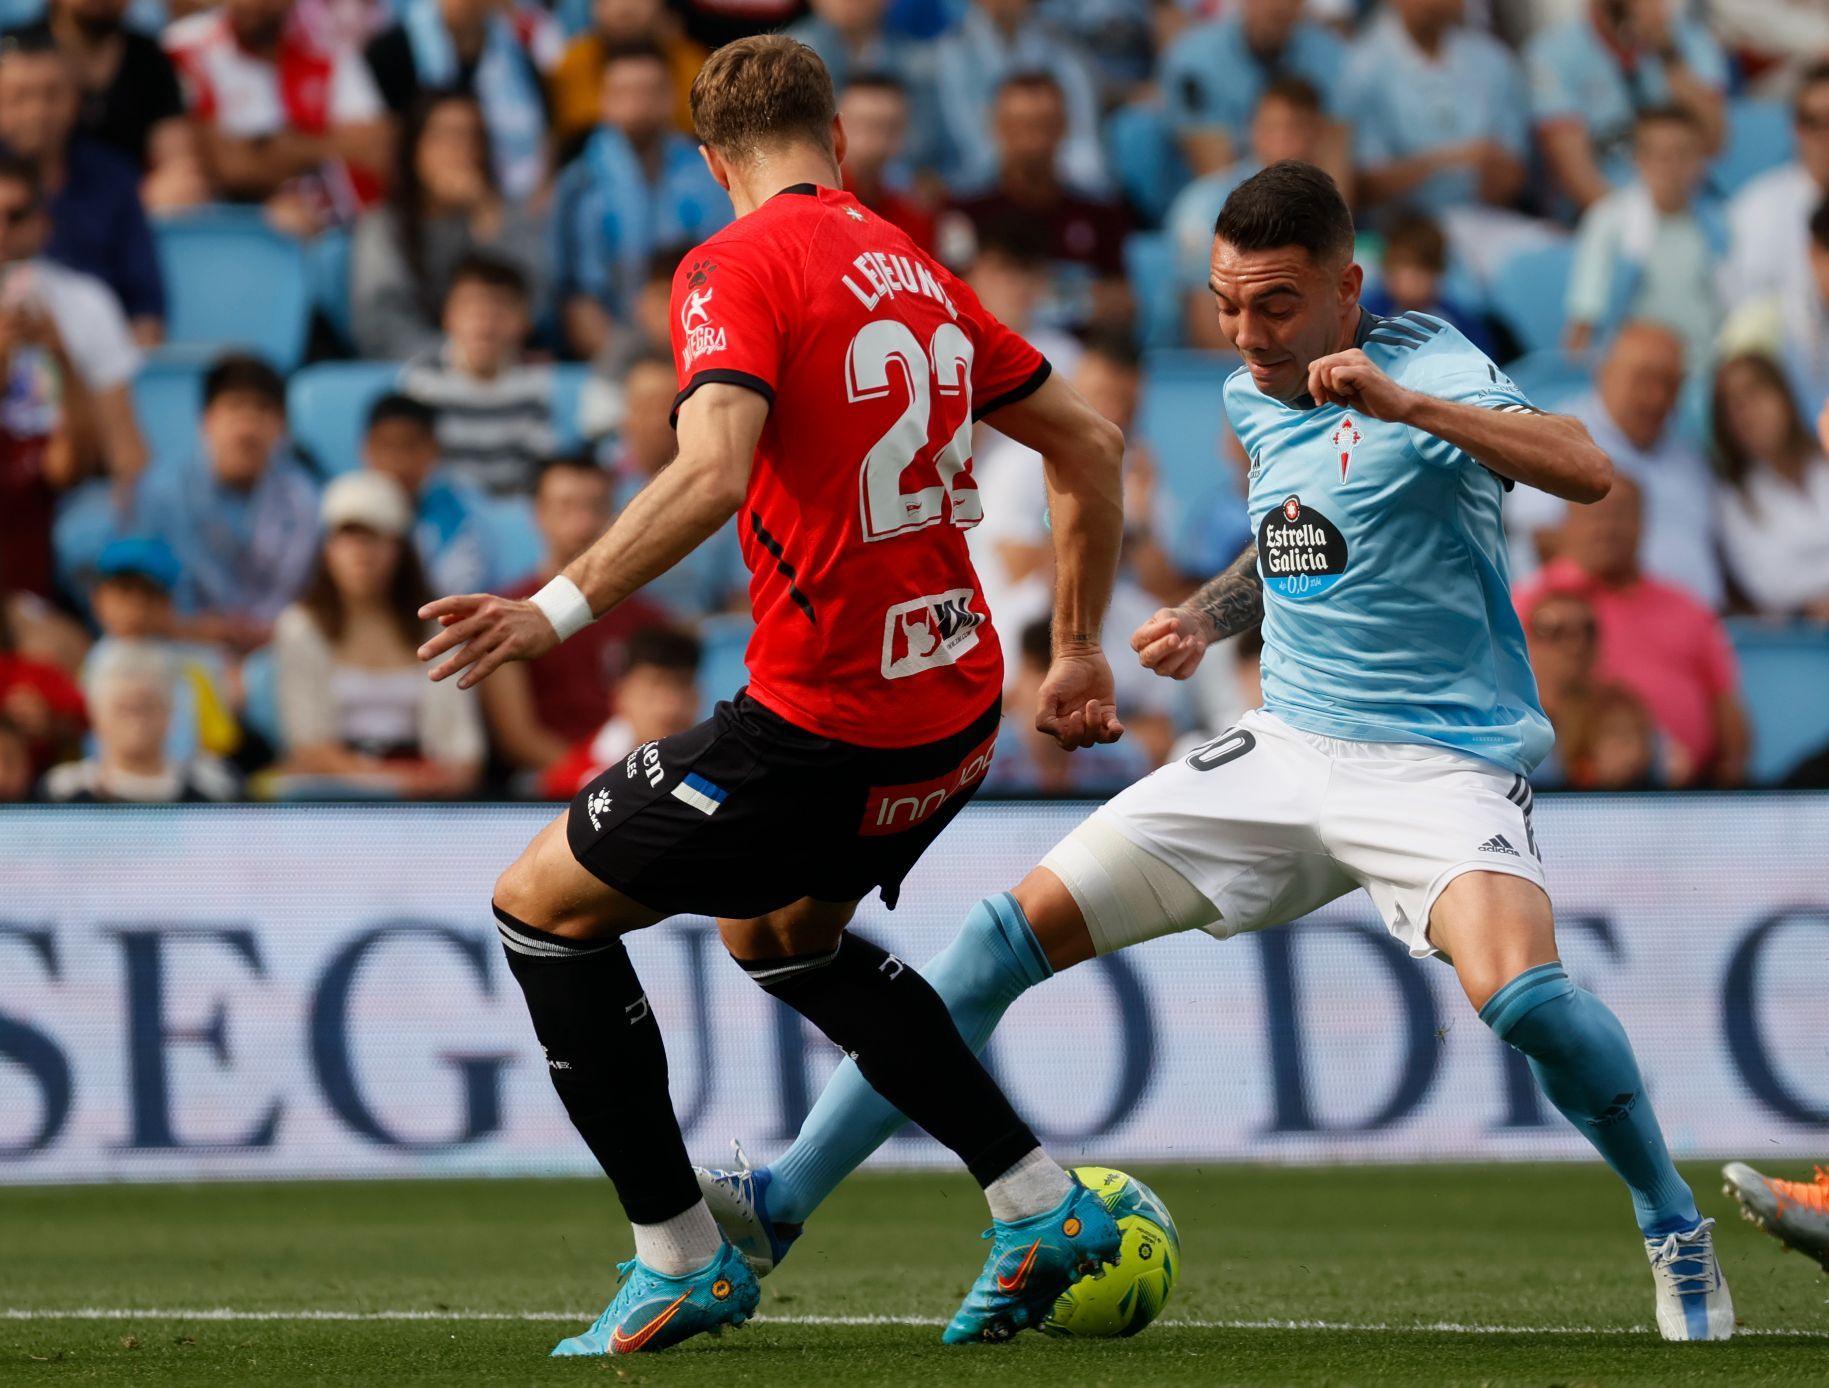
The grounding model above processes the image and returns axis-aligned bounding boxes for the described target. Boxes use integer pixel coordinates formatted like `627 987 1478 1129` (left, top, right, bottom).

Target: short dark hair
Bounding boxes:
203 351 285 411
1634 104 1702 138
1258 74 1322 116
972 214 1050 271
1811 194 1829 252
0 148 41 202
1079 324 1141 373
1020 616 1052 670
1214 160 1354 266
533 454 609 497
998 69 1063 103
1382 210 1447 273
602 38 668 71
0 27 61 62
1797 59 1829 113
626 626 701 677
446 249 529 302
366 392 437 435
845 70 906 99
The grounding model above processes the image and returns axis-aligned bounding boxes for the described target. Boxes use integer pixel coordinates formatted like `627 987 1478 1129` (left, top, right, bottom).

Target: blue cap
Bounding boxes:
95 537 180 591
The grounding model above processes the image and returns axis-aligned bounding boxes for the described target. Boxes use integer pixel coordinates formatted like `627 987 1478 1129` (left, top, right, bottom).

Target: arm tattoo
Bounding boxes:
1188 544 1263 641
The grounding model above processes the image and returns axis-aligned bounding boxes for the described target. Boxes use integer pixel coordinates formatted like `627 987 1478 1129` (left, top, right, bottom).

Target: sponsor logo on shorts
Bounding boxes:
586 787 612 831
859 729 997 836
881 588 984 680
626 741 664 788
1257 495 1349 599
670 772 728 816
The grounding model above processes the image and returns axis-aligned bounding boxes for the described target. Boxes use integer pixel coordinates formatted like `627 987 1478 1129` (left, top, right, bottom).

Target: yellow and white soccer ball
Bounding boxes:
1040 1166 1180 1338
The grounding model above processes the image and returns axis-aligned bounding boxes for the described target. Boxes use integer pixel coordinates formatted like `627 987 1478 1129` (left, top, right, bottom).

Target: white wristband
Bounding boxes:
529 575 595 642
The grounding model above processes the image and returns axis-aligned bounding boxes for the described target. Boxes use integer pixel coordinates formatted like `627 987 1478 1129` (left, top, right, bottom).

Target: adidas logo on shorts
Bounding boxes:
1478 834 1520 856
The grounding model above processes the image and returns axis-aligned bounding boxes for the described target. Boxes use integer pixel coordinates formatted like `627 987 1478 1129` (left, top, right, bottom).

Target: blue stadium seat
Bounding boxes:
131 349 214 475
1136 349 1237 514
1502 349 1595 412
1727 622 1829 784
287 361 401 475
240 645 283 753
308 225 354 349
156 209 312 372
1487 242 1575 358
551 362 591 453
1712 99 1796 200
696 612 755 718
1126 231 1182 352
1103 103 1189 226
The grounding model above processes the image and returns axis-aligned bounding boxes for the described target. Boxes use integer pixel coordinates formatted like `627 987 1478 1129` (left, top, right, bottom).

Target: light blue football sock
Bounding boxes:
767 893 1053 1224
1481 963 1699 1237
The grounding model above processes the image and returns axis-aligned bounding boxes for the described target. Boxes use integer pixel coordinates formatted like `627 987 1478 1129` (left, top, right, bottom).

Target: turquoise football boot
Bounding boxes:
942 1178 1122 1345
551 1242 760 1356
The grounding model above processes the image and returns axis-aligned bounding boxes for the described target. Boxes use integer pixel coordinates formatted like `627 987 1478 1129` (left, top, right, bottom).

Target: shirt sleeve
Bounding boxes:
60 273 141 391
1402 335 1538 471
667 244 786 425
947 271 1049 420
329 46 385 124
1525 31 1581 125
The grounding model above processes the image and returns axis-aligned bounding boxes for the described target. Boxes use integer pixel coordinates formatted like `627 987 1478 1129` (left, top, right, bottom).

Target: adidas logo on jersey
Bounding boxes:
1478 834 1520 856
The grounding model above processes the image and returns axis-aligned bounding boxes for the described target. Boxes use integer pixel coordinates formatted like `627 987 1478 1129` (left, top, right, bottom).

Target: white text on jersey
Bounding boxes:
842 251 958 319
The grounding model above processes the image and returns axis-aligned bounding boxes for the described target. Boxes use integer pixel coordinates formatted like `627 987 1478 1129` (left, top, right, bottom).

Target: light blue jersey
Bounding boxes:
1224 310 1553 774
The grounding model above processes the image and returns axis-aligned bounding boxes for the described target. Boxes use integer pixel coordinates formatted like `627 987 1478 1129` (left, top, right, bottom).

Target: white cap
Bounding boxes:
322 471 413 537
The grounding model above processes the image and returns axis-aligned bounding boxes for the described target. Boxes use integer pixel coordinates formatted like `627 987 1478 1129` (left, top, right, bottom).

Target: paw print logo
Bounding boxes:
686 258 717 288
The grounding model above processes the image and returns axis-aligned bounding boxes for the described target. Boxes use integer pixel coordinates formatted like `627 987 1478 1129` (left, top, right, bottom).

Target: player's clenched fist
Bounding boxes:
1306 348 1415 421
1035 648 1125 750
1132 607 1212 681
417 593 561 690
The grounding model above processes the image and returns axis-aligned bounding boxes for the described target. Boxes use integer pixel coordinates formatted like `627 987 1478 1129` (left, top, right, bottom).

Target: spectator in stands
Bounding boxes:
934 0 1106 193
87 537 240 766
137 353 319 653
1565 107 1723 366
1517 474 1748 787
552 40 730 361
1158 0 1348 183
1560 683 1663 790
1724 61 1829 314
0 152 144 601
787 0 938 166
484 455 669 775
360 393 496 596
40 639 239 801
363 0 555 202
939 72 1131 334
351 90 548 360
271 471 483 797
11 0 192 193
166 0 393 234
550 0 705 154
1522 586 1600 788
1724 198 1829 418
0 594 84 775
1711 352 1829 620
1526 0 1727 214
838 72 936 251
399 251 554 498
984 616 1149 792
1343 0 1529 221
601 349 746 618
960 215 1079 369
670 0 805 52
0 713 30 800
538 624 702 798
1513 322 1722 607
0 31 163 343
1360 211 1497 358
1168 74 1323 351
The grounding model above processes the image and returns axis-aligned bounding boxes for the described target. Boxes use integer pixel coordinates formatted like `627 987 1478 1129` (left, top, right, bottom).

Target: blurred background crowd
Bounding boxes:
2 0 1828 804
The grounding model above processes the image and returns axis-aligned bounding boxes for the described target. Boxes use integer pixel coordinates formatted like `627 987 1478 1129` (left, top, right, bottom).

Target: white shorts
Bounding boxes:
1042 708 1548 959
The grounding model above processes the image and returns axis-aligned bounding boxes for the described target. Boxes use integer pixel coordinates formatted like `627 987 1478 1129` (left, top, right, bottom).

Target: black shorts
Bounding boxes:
566 690 1001 919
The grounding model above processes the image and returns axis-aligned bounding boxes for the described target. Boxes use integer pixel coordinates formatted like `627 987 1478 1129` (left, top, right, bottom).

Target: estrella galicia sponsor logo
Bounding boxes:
881 587 984 680
1257 494 1349 599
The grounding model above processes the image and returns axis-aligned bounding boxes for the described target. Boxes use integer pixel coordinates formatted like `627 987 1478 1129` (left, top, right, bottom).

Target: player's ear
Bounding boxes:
699 143 732 192
830 114 847 170
1340 259 1364 313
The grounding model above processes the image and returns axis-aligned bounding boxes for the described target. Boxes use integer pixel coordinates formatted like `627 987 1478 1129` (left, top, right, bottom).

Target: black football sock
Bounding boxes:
738 933 1041 1188
494 905 702 1227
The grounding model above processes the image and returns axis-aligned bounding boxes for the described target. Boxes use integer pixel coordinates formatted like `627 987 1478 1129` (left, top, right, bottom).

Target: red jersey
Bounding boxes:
668 183 1050 748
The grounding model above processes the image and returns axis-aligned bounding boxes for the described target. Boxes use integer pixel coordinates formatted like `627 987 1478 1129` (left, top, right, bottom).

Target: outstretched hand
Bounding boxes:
1306 348 1415 421
1035 649 1125 750
1132 606 1213 681
417 593 560 690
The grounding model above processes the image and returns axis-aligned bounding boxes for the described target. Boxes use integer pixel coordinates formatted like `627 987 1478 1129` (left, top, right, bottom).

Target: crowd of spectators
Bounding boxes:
3 0 1829 803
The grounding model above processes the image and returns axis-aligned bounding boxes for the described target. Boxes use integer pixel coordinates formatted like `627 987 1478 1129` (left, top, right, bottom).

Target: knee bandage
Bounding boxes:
1040 817 1220 956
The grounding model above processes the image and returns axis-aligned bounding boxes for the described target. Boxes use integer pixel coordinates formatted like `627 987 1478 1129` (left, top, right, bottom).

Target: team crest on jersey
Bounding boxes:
1258 495 1350 599
1330 417 1362 480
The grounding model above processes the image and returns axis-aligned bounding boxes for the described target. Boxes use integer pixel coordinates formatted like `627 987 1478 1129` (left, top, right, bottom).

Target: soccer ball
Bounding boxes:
1040 1166 1180 1338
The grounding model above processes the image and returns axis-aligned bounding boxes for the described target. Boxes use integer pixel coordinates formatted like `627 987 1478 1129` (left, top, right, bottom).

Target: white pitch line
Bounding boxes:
4 1309 1827 1338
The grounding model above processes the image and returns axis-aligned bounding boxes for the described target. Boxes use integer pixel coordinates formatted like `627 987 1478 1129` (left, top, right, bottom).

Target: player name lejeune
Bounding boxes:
842 251 958 317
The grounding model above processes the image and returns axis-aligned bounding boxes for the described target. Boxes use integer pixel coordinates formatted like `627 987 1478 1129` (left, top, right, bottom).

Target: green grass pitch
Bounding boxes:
4 1163 1825 1385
